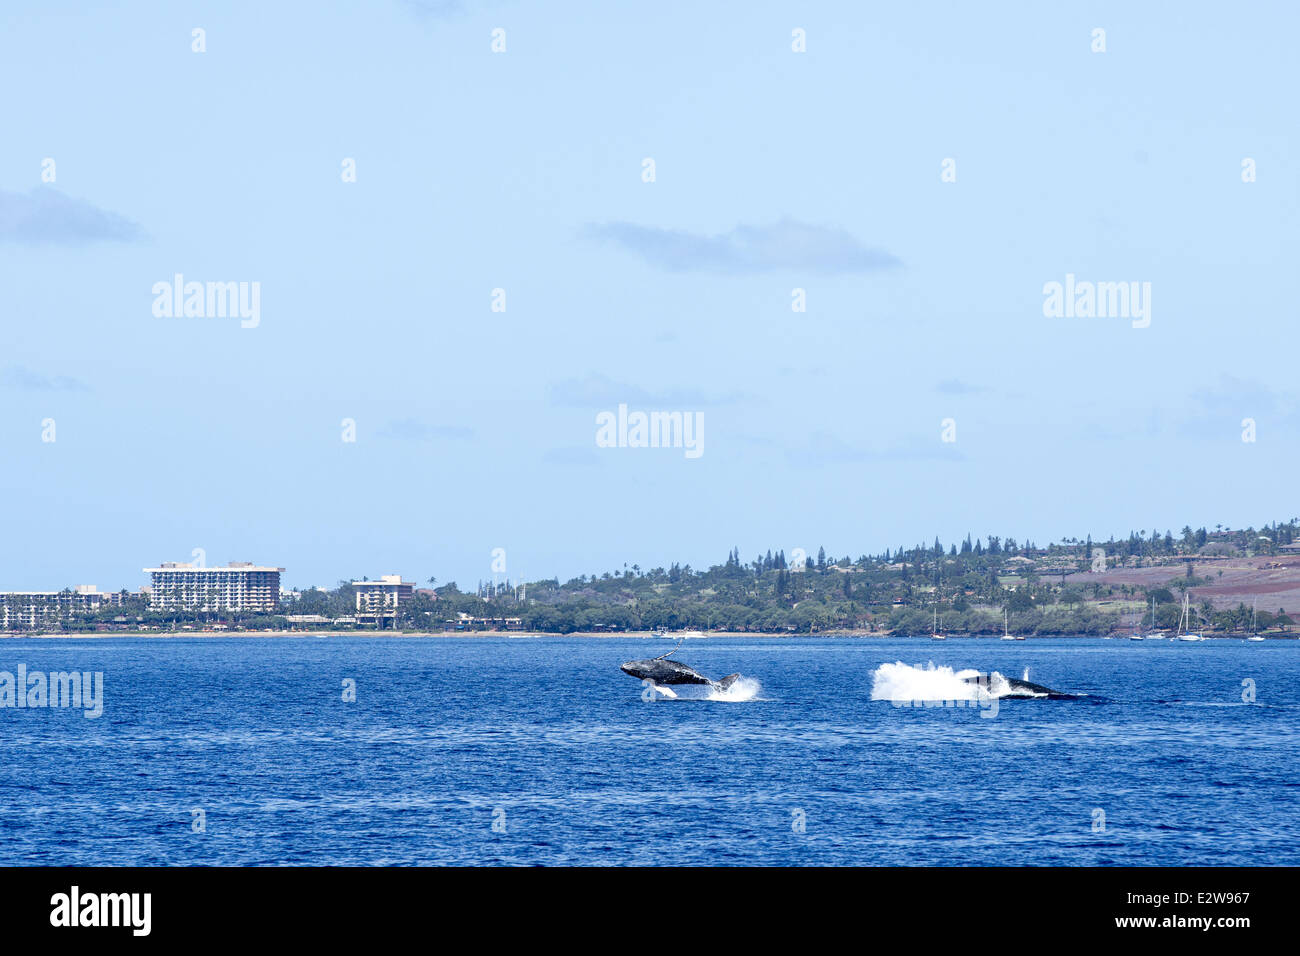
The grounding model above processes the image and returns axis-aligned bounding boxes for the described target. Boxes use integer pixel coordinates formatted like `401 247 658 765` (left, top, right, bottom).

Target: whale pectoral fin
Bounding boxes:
652 683 677 699
716 674 740 690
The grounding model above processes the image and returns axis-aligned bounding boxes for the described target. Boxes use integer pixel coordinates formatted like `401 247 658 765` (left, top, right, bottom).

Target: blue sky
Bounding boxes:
1 1 1296 592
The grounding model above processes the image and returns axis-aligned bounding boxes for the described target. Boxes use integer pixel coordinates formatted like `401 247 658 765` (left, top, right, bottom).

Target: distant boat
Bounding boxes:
1128 602 1145 638
1247 597 1265 641
931 579 946 640
931 604 945 640
1141 595 1162 639
1001 608 1021 640
1176 592 1205 641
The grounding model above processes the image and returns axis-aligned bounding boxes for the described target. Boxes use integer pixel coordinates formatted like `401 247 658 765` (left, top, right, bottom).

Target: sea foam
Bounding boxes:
870 661 1027 704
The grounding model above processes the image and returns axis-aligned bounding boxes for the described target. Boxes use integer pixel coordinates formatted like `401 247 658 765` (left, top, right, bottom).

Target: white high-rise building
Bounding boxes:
353 574 415 627
143 562 284 613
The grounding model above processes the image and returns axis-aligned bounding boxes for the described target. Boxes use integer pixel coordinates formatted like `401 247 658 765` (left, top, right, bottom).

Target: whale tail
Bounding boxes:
715 673 740 690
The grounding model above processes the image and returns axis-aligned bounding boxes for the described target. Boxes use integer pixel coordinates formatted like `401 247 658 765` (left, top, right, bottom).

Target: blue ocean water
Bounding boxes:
1 636 1296 866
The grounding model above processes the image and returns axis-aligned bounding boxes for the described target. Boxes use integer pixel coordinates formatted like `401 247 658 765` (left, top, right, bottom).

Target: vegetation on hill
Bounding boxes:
417 520 1299 635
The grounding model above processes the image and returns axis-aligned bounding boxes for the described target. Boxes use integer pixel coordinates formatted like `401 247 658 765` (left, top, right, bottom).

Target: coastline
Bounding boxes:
1 629 851 640
2 629 1293 640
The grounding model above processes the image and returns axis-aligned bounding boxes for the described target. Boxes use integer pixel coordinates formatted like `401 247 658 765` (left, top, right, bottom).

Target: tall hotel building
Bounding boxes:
353 574 415 627
144 562 284 613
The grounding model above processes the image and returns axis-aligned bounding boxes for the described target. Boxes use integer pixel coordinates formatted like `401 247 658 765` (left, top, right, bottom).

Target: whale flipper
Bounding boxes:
716 673 740 690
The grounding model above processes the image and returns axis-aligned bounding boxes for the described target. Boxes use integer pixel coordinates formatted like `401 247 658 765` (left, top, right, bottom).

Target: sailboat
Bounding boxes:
930 604 945 640
1145 595 1165 639
1001 608 1021 640
1247 597 1265 641
1177 592 1205 641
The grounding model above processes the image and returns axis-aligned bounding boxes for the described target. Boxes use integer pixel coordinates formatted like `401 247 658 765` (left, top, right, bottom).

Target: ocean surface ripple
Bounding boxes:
1 636 1296 865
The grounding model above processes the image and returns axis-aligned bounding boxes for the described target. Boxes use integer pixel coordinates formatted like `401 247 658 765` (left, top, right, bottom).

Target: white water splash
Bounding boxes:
871 662 985 703
707 676 761 702
652 677 762 702
870 661 1030 703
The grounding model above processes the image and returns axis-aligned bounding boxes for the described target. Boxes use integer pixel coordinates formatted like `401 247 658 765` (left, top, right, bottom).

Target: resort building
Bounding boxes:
353 574 415 627
284 614 333 628
444 612 523 631
143 562 284 613
0 585 122 630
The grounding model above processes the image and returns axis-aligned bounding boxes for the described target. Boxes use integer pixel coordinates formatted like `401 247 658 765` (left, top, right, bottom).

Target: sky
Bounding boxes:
1 1 1297 592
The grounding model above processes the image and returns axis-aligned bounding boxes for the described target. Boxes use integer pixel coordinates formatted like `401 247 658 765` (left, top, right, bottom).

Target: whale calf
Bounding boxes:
620 658 740 690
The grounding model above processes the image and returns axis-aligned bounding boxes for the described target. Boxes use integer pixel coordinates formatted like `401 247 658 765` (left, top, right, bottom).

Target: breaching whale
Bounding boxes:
960 672 1082 700
619 658 741 691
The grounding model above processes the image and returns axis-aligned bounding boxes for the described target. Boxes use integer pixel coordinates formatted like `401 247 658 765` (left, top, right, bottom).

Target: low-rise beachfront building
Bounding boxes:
444 612 524 631
353 575 415 627
143 562 284 613
285 614 333 628
0 585 122 630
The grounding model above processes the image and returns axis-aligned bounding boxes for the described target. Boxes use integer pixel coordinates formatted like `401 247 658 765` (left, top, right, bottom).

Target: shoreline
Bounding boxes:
2 629 1295 640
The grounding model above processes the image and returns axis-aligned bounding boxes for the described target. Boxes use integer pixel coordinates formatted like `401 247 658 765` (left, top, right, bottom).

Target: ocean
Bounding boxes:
2 635 1296 866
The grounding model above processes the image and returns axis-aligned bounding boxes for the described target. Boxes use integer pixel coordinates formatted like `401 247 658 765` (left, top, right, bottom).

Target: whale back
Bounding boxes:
960 672 1081 699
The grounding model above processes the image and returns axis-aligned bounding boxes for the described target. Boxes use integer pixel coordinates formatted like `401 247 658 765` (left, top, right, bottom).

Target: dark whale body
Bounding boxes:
620 658 740 689
961 673 1083 700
